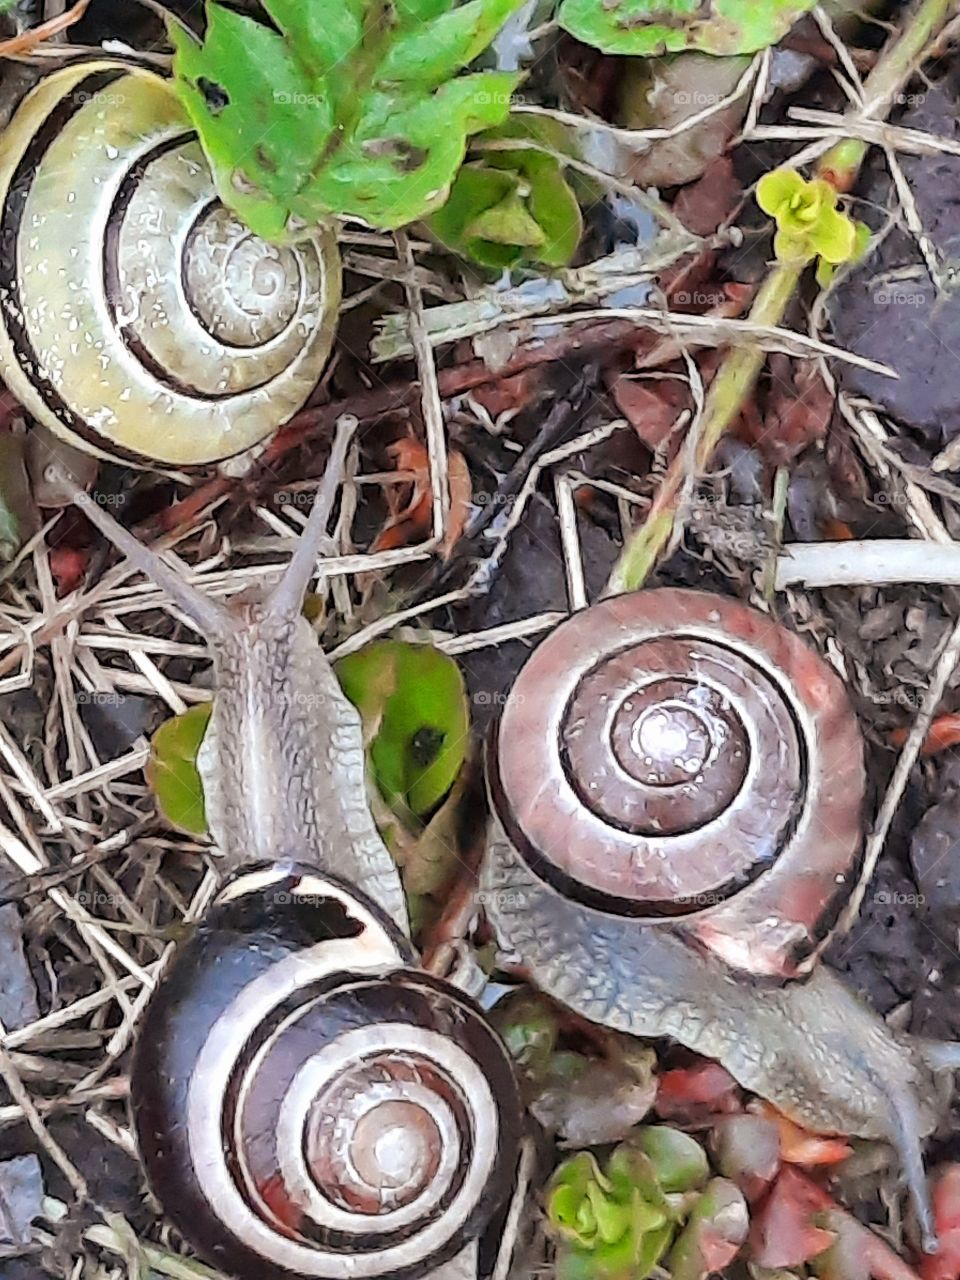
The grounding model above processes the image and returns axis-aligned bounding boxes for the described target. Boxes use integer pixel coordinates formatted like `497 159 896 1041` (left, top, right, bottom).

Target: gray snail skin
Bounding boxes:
0 61 340 467
482 588 960 1253
59 419 407 930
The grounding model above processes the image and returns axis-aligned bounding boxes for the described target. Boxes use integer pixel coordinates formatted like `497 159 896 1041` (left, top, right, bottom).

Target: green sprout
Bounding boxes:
757 168 869 285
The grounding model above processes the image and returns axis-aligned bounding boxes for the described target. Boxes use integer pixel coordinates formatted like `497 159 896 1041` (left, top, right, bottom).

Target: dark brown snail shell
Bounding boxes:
486 588 865 978
131 864 522 1280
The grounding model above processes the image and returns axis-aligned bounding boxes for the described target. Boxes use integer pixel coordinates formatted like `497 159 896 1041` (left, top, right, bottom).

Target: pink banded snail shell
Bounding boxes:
485 586 865 979
0 61 340 467
479 589 960 1250
131 864 523 1280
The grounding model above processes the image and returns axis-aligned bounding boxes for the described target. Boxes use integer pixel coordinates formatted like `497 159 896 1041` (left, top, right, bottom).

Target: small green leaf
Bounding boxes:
557 0 818 57
635 1127 710 1194
427 117 581 268
808 205 856 263
172 0 525 237
759 168 861 278
146 703 213 836
466 189 546 247
336 640 469 819
380 0 526 86
757 167 806 217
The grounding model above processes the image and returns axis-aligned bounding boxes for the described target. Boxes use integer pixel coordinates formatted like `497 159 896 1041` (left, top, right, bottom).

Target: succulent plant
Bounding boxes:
546 1128 716 1280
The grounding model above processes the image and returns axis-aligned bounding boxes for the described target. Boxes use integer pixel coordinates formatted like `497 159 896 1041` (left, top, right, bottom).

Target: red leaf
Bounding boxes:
49 545 89 597
471 368 543 419
656 1061 742 1123
891 714 960 758
673 157 743 237
371 438 471 559
752 1101 853 1166
749 1167 836 1269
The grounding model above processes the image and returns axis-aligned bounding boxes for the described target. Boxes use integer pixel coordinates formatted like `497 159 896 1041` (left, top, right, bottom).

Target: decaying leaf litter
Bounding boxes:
3 0 960 1276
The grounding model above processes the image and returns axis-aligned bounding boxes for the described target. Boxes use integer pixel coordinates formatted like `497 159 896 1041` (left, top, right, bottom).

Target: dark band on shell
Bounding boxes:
131 864 523 1280
0 61 340 466
486 588 866 977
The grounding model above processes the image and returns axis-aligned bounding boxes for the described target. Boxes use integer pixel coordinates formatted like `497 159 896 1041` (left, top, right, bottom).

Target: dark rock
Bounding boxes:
910 792 960 923
832 75 960 449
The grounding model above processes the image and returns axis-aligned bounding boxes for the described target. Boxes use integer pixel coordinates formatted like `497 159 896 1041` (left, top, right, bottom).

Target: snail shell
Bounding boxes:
485 588 865 978
131 864 522 1280
0 62 340 467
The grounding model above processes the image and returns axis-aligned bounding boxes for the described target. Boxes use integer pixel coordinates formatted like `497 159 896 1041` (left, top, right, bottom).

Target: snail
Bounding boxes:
480 588 960 1251
57 417 407 928
52 428 525 1276
0 60 340 467
131 862 523 1280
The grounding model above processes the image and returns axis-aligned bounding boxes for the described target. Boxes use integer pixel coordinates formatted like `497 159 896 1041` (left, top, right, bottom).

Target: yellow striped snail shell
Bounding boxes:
0 61 340 467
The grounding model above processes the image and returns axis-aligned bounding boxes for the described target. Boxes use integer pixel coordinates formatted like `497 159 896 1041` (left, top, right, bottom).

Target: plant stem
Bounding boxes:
608 0 957 594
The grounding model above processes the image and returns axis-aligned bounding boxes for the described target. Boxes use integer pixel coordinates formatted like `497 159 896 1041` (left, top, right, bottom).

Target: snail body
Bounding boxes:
0 61 340 467
482 588 957 1248
58 419 407 927
132 863 523 1280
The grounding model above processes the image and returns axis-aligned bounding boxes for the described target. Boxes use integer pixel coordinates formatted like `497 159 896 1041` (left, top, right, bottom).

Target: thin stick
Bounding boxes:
774 539 960 587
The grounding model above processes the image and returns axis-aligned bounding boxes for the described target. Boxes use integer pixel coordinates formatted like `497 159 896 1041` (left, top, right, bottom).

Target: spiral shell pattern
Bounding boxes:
0 62 340 466
486 588 865 977
131 865 522 1280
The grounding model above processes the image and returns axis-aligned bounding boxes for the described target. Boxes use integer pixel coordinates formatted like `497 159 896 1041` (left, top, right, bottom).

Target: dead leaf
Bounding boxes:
749 1167 836 1269
673 156 743 237
390 767 470 898
372 438 471 559
759 360 835 462
608 376 686 451
711 1114 781 1202
50 545 89 597
471 368 543 419
891 713 960 757
0 1154 43 1246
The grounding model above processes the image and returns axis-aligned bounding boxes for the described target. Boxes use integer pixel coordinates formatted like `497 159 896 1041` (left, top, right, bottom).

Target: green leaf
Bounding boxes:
171 0 525 237
336 640 469 819
756 167 806 217
170 8 334 241
557 0 818 57
808 204 856 263
635 1127 709 1194
427 117 582 268
146 703 213 836
466 190 546 246
261 0 366 80
380 0 526 86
